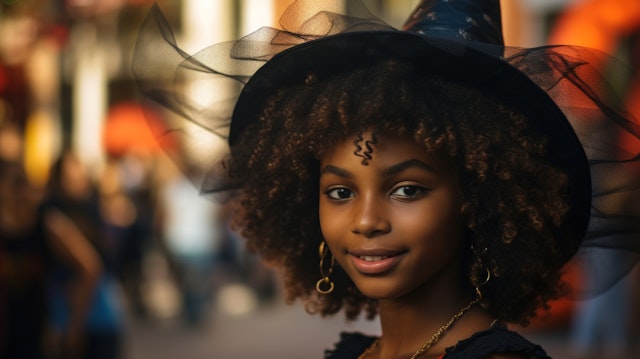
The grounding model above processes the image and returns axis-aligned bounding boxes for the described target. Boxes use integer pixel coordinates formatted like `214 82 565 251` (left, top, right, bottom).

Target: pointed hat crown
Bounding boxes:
403 0 504 44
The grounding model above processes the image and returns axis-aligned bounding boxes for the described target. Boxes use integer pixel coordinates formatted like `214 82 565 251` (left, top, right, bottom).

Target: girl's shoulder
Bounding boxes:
324 326 550 359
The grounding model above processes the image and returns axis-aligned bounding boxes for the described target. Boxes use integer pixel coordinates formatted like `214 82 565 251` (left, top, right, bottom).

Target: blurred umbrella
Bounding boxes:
103 101 168 157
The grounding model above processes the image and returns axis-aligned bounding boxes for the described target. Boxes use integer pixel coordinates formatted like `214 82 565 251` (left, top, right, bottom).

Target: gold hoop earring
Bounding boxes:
316 241 335 294
475 267 491 301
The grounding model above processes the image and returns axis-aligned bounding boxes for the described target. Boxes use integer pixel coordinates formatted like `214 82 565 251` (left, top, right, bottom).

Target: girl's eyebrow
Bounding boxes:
320 159 436 178
320 165 352 178
383 159 437 176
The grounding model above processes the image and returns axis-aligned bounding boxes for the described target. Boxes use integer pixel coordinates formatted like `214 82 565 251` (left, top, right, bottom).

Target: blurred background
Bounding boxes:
1 0 639 358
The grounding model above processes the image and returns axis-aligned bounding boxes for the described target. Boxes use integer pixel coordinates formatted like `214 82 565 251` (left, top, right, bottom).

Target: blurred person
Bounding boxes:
0 157 102 359
98 155 155 319
549 1 640 358
157 163 224 326
1 160 49 358
43 151 124 359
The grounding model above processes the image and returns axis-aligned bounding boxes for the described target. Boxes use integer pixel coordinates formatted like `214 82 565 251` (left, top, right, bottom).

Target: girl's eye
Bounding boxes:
325 187 354 200
390 185 426 199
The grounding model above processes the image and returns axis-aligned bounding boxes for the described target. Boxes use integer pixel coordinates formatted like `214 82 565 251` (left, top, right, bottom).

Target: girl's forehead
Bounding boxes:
320 131 455 171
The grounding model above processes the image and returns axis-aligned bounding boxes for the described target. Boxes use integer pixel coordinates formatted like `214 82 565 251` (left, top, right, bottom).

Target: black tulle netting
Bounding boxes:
132 1 640 298
507 45 640 297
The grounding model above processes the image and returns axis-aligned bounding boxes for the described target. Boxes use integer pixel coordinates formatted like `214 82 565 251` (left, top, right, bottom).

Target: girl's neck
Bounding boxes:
375 270 493 358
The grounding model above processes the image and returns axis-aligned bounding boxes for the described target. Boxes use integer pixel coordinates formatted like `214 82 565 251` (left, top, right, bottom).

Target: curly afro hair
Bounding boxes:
225 58 575 325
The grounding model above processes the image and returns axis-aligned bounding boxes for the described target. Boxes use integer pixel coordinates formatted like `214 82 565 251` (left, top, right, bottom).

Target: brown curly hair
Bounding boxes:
226 58 574 325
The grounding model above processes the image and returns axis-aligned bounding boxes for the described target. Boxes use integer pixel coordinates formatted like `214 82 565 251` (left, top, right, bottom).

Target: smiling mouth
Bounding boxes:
359 255 391 262
349 251 404 274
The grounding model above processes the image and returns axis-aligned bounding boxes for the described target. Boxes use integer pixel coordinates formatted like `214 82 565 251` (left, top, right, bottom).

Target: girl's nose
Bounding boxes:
350 195 391 237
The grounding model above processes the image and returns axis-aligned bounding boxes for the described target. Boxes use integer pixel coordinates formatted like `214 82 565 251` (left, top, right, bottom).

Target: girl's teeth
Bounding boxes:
360 256 390 262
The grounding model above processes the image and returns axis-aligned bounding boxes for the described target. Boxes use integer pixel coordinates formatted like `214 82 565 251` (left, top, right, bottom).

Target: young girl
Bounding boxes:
133 0 640 358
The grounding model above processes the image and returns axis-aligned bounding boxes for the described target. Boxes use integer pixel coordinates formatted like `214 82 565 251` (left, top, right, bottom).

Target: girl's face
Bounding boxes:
319 132 465 300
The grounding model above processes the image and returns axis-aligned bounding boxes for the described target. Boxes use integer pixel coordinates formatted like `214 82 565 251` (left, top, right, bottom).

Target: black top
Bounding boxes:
325 325 551 359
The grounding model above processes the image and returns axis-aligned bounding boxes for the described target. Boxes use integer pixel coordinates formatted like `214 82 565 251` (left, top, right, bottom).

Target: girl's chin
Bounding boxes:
350 279 410 301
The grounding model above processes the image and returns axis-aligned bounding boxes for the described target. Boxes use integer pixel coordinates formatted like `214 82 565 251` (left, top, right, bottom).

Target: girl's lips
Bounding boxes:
348 249 405 274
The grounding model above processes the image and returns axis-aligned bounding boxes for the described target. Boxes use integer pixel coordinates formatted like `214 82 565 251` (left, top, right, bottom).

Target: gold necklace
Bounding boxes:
358 298 479 359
